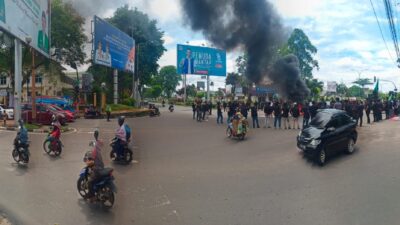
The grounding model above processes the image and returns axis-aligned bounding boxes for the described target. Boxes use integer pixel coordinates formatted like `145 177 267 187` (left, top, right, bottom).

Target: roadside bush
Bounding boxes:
121 98 136 106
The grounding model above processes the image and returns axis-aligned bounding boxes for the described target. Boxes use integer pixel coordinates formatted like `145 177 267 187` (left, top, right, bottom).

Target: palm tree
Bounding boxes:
306 78 324 99
352 78 372 98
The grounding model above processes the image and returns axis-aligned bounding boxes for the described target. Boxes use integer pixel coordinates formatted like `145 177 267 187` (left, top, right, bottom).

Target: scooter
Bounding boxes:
109 137 133 164
43 134 63 156
169 104 174 112
77 166 117 209
226 120 249 140
12 139 30 164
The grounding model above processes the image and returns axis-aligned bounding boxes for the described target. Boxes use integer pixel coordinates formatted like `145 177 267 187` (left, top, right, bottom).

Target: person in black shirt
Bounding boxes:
223 101 227 112
309 101 318 119
250 104 260 128
192 102 196 120
282 102 291 129
290 103 300 129
302 103 310 128
365 101 371 124
196 102 202 122
241 104 248 119
357 101 364 127
273 101 282 129
263 102 273 128
217 102 223 124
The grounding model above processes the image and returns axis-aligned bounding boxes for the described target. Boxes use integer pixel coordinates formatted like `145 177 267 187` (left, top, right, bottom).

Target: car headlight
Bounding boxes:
310 139 321 146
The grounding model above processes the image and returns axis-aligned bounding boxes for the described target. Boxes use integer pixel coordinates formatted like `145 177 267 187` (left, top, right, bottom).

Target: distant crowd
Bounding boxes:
191 98 399 129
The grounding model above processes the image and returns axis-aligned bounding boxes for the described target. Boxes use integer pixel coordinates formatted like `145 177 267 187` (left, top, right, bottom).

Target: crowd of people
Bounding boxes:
191 97 399 129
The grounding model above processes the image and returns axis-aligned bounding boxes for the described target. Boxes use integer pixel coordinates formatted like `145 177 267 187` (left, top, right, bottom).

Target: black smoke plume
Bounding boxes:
180 0 310 101
269 55 310 102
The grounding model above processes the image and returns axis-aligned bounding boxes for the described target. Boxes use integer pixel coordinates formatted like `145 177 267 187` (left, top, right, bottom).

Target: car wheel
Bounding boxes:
345 138 355 154
316 148 326 166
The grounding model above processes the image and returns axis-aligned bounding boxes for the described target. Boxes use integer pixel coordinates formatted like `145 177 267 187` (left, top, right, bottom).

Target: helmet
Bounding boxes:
83 150 94 162
118 116 125 125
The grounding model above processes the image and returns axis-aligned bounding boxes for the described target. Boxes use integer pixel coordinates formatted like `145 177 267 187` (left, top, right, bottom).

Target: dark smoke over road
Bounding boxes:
269 55 310 102
180 0 310 101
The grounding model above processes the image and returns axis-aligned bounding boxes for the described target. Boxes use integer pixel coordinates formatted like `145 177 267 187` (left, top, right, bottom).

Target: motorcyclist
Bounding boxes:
114 116 131 159
84 130 105 201
14 119 29 154
169 102 174 112
49 115 61 144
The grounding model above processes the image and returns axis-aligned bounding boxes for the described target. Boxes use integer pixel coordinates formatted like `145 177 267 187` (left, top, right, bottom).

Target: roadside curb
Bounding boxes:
0 126 77 134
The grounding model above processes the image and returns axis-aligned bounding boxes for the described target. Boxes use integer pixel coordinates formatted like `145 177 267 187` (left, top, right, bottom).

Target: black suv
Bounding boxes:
297 109 358 166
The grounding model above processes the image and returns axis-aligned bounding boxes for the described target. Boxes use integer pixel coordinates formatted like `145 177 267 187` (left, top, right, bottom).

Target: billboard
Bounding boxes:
93 16 135 73
177 44 226 76
0 0 50 57
327 81 337 93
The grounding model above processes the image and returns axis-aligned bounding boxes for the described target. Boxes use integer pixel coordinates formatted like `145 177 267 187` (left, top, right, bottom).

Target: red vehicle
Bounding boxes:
49 104 75 122
21 103 66 125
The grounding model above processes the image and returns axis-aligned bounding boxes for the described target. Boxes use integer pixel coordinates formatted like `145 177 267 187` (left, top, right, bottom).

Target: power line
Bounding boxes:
383 0 400 65
369 0 396 64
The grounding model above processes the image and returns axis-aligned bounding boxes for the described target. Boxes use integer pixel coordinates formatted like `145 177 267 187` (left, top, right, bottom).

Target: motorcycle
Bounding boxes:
149 104 161 117
226 119 249 140
169 104 174 112
109 137 133 164
43 134 63 156
12 140 30 164
77 166 117 209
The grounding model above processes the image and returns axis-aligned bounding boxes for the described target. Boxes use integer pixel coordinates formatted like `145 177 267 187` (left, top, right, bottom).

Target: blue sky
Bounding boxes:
94 0 400 92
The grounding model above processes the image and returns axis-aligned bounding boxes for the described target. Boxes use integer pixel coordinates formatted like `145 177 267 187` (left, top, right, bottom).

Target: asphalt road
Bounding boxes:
1 106 400 225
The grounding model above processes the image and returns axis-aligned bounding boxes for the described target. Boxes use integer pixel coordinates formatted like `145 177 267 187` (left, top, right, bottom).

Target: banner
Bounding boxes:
327 81 337 93
93 16 135 73
177 44 226 76
0 0 50 57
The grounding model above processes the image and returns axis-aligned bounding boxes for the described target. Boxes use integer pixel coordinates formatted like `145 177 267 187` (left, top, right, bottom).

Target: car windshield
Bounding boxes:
309 112 332 128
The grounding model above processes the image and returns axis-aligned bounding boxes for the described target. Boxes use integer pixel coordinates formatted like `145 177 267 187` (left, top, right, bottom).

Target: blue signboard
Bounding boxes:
93 16 135 73
177 44 226 76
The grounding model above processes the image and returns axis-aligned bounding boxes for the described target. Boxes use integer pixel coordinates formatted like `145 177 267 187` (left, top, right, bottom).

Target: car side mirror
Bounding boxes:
327 127 335 132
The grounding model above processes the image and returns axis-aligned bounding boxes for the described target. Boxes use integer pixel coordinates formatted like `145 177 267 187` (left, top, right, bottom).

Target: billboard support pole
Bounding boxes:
31 49 36 122
207 74 210 101
113 69 118 104
184 74 187 103
14 39 22 124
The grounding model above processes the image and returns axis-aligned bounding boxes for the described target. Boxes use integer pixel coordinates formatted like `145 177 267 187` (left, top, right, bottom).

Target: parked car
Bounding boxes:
297 109 358 166
49 104 75 122
21 103 66 125
0 104 14 120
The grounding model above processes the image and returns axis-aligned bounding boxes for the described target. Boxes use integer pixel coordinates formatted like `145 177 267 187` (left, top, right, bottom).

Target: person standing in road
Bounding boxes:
273 101 282 129
291 103 300 129
241 103 248 119
282 102 291 129
309 101 318 119
208 101 212 115
192 102 196 120
217 102 223 124
333 98 342 110
223 101 227 112
263 102 273 128
365 101 371 124
106 104 112 122
250 104 260 128
196 102 202 122
357 101 364 127
302 103 310 128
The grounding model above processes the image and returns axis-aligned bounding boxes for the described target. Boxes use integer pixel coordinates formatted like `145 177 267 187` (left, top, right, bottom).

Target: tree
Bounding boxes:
108 5 166 93
151 85 162 98
51 0 87 67
347 85 365 98
336 83 348 96
352 78 373 89
306 78 324 99
157 65 181 98
236 54 248 76
176 84 197 98
280 28 319 79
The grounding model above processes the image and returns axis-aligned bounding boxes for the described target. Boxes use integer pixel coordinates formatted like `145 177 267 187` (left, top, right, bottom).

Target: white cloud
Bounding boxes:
163 34 175 45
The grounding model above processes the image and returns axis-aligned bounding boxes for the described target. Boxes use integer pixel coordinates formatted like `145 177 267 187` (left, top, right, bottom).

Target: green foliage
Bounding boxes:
280 28 319 79
352 78 373 88
51 0 87 67
109 104 136 111
176 84 197 97
347 85 365 98
151 85 162 98
157 65 181 97
336 83 348 96
108 6 166 90
306 78 324 99
121 98 136 106
196 91 206 99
